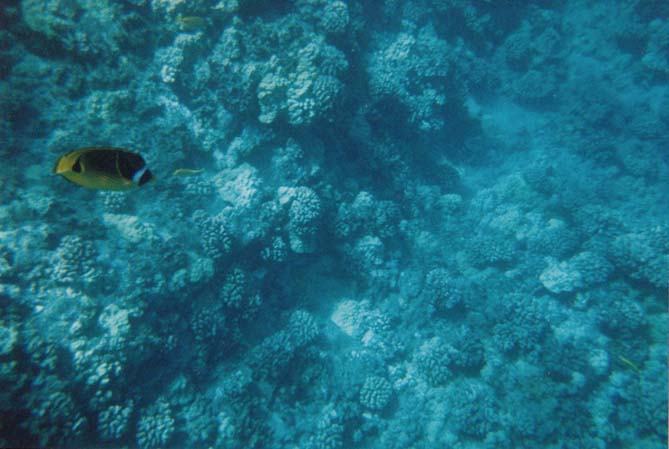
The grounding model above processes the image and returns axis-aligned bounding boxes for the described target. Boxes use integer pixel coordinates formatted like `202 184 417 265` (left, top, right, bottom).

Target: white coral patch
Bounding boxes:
98 304 130 339
539 258 582 293
103 213 157 243
331 299 366 337
214 163 260 208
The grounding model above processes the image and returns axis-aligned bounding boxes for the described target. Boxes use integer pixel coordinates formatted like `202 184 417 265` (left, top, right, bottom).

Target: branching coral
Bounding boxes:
491 294 550 357
415 336 452 386
220 267 248 309
23 374 87 447
258 38 347 125
446 380 499 440
367 24 453 131
288 309 319 347
98 401 133 441
610 226 668 289
359 375 393 411
287 186 323 254
193 210 232 260
51 235 97 285
306 405 344 449
424 268 465 313
137 399 175 449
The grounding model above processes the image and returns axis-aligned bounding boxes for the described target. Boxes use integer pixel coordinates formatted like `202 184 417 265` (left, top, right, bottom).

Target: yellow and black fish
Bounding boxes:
54 147 153 191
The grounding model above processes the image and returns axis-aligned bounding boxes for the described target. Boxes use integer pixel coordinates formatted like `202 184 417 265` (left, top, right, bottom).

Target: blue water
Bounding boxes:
1 1 667 448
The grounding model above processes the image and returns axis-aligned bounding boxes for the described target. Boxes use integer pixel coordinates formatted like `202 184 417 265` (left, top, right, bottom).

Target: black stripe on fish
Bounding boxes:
118 152 146 180
83 150 121 176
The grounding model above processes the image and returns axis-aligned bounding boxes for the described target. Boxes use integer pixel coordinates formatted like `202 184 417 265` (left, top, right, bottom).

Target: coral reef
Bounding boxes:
359 375 393 411
137 399 175 449
1 0 666 448
286 186 323 254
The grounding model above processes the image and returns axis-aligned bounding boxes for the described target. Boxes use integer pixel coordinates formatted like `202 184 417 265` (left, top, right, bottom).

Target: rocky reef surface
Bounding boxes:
0 0 667 448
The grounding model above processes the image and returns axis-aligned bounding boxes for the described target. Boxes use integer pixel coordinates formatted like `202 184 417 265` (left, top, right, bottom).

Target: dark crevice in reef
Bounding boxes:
237 0 294 20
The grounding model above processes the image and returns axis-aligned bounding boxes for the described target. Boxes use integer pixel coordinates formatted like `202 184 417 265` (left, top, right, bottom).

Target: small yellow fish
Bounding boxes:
176 14 207 31
54 147 153 191
172 168 204 176
618 355 641 374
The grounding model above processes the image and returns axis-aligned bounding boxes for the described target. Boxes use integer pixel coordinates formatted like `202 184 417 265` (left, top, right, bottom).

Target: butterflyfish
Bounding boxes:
54 147 154 191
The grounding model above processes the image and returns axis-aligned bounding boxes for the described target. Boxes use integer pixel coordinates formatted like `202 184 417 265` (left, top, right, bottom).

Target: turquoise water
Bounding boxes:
1 1 667 448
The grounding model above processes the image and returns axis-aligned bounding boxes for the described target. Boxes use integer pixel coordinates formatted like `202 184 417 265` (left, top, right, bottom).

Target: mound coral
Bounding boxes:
360 375 393 411
137 399 175 449
286 186 323 254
